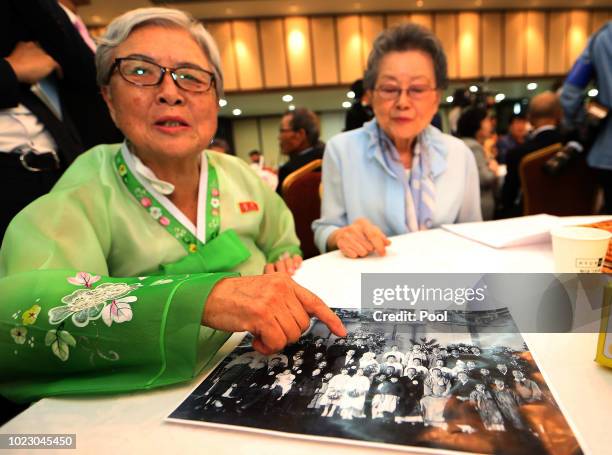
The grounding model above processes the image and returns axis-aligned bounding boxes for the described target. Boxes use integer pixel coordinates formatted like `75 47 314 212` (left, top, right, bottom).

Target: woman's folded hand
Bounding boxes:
327 218 391 258
264 253 303 275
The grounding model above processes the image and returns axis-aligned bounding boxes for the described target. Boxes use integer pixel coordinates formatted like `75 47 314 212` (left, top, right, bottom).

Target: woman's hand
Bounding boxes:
202 273 347 355
488 158 500 175
6 42 59 84
327 218 391 258
264 253 303 275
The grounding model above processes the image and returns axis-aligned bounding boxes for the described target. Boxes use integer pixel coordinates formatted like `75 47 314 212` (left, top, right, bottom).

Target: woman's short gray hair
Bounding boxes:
96 7 224 98
363 23 448 92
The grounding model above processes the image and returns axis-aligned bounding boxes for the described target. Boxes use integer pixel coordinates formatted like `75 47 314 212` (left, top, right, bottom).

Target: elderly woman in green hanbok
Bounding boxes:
0 7 345 405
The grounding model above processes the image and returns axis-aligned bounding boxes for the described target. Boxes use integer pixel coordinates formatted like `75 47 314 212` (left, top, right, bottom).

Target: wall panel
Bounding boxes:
232 118 260 161
259 116 283 169
411 13 433 30
548 11 569 74
568 10 590 66
360 15 384 69
591 11 610 34
285 17 314 87
481 12 502 77
434 14 458 79
385 14 410 28
526 11 546 75
259 19 289 88
206 22 238 91
336 15 364 84
504 12 526 77
232 20 263 90
458 12 480 79
310 17 339 85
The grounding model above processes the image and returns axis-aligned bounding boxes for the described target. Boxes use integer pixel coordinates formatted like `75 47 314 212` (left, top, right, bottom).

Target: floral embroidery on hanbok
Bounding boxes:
10 327 27 345
21 304 41 325
149 206 162 220
49 282 140 328
45 328 77 361
67 272 101 288
101 296 137 326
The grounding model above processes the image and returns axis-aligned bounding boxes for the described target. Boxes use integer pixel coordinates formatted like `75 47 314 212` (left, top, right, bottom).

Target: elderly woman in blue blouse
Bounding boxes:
312 24 481 258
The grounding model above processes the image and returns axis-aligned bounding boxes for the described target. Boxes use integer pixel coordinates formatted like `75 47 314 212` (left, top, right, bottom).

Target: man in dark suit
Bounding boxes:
499 91 563 218
276 107 324 195
0 0 121 240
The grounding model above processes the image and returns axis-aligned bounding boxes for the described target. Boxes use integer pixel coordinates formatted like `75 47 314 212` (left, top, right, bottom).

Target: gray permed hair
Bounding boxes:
95 7 224 98
363 23 448 92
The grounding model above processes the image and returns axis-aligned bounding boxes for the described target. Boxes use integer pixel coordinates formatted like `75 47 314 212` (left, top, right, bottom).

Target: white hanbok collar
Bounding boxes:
120 142 209 243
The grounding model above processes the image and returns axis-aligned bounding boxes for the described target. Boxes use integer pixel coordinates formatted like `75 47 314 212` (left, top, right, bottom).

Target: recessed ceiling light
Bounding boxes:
469 85 478 93
91 15 102 24
446 95 454 103
495 93 506 102
282 94 294 102
346 91 356 99
513 103 521 115
288 104 296 111
526 82 538 91
342 101 352 109
588 88 598 97
218 99 228 107
232 108 242 116
416 0 424 7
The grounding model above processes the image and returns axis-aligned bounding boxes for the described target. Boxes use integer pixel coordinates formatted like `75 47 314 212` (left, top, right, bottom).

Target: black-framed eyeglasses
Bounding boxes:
111 57 216 93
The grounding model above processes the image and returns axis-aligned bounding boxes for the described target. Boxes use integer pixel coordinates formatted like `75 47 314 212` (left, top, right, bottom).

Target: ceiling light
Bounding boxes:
346 91 356 99
469 85 478 93
446 95 454 103
526 82 538 91
513 103 521 115
342 101 352 109
588 88 598 97
218 99 228 107
495 93 506 102
282 94 294 102
232 108 242 116
288 104 296 111
416 0 424 7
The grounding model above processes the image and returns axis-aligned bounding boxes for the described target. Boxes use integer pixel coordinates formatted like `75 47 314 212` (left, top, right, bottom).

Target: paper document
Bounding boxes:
442 214 561 249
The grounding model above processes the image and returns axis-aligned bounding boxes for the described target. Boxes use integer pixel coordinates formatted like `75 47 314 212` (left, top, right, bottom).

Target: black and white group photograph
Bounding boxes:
168 308 582 455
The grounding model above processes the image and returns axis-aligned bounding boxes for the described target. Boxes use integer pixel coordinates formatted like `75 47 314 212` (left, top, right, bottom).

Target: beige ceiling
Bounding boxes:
79 0 608 26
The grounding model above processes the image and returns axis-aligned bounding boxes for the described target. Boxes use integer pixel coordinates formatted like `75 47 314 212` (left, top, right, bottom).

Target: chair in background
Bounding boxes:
282 159 322 259
519 143 599 216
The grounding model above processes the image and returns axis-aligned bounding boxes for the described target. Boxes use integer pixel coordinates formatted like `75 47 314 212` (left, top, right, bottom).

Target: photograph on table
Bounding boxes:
168 308 583 455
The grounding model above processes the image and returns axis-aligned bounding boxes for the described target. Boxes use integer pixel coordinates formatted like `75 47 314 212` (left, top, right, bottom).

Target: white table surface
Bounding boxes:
2 216 611 455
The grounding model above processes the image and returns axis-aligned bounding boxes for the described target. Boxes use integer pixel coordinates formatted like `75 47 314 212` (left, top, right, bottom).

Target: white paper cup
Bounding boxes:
550 226 611 273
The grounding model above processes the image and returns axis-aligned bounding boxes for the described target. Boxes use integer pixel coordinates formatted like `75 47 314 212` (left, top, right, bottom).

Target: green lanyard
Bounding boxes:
114 149 220 254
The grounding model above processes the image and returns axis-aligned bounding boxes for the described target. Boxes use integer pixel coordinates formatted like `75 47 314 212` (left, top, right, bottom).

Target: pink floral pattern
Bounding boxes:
67 272 101 288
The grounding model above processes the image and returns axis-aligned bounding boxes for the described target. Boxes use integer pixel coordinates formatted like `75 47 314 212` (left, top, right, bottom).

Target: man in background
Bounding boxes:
496 114 528 165
276 107 324 195
0 0 121 240
499 92 563 218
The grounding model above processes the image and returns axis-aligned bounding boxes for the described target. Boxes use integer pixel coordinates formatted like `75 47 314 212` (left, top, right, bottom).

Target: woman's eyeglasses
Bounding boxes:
111 57 215 93
375 85 437 101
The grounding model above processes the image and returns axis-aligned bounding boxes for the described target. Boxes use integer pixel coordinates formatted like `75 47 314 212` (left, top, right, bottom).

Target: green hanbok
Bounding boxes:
0 143 300 403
